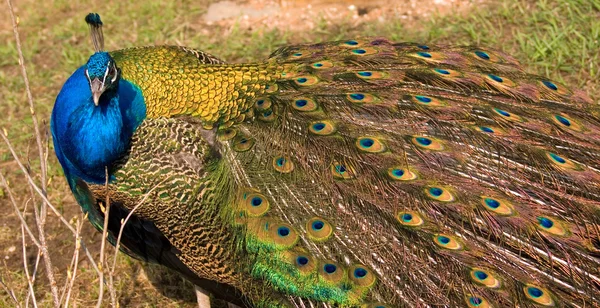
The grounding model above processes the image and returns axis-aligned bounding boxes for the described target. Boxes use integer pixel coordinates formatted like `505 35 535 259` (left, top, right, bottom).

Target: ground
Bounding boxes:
0 0 598 306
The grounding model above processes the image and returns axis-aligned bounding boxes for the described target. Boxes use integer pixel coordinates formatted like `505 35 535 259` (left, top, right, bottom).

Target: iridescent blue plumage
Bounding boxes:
50 52 146 270
86 52 113 80
51 64 146 185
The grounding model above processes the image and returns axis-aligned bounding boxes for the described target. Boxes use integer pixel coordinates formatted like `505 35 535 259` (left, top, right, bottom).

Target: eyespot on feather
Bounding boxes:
254 98 272 110
411 51 446 63
306 217 333 242
465 295 492 308
311 60 334 69
350 47 379 56
492 108 523 122
485 74 516 88
480 196 515 216
433 234 463 250
474 125 505 135
242 193 270 217
536 216 569 236
341 39 363 47
523 285 555 306
346 92 379 104
348 264 376 288
309 120 336 136
291 51 306 58
270 222 299 248
272 156 294 173
285 250 317 274
355 70 387 79
425 186 455 202
217 128 237 141
356 137 386 153
258 109 275 122
396 211 424 227
546 152 582 171
264 83 278 93
411 95 447 107
470 268 502 288
432 68 463 78
319 261 345 282
232 135 255 152
540 80 571 96
387 167 418 181
294 76 319 86
551 114 583 132
292 97 318 112
331 162 356 179
411 136 445 151
472 50 502 63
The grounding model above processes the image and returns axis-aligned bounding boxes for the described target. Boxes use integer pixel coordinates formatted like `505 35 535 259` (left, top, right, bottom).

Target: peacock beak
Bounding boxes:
90 78 104 106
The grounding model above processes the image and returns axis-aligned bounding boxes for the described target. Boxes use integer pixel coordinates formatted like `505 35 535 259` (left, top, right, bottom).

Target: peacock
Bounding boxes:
50 13 600 307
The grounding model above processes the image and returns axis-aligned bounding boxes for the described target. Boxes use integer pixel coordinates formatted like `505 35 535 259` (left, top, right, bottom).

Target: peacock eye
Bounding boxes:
109 63 118 82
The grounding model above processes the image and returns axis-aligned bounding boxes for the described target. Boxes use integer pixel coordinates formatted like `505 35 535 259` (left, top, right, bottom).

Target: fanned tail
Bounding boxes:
220 38 600 306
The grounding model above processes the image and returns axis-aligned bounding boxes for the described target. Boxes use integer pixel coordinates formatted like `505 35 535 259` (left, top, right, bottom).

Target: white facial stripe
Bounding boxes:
102 65 109 86
110 64 117 83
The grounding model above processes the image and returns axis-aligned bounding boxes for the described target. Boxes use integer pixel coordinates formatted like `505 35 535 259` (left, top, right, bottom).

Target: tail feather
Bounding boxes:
217 38 600 306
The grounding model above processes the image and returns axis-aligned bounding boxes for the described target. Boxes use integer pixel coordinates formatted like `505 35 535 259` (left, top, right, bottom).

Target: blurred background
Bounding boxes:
1 0 598 306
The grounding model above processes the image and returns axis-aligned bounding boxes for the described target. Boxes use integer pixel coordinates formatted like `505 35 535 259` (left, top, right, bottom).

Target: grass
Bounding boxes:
0 0 598 306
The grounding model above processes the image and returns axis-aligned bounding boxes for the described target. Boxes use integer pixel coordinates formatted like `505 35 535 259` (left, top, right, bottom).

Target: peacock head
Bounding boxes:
83 13 118 106
85 52 119 106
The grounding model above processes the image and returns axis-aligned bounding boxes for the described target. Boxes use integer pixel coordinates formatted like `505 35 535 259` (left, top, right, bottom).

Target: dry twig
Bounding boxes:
95 168 112 308
61 216 84 307
5 0 56 305
20 201 38 308
0 272 21 308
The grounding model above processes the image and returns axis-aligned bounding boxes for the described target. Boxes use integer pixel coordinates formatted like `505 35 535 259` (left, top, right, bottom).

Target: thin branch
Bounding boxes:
25 246 42 308
62 216 83 308
0 173 41 248
2 131 77 233
25 168 58 308
0 273 21 308
41 121 50 222
5 0 47 197
5 0 53 305
111 178 168 275
95 167 111 308
20 204 38 308
105 184 117 308
1 171 43 308
59 216 81 304
1 131 100 274
107 178 169 307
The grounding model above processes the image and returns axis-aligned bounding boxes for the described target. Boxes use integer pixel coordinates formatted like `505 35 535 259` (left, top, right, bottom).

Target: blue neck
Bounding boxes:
51 66 146 185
